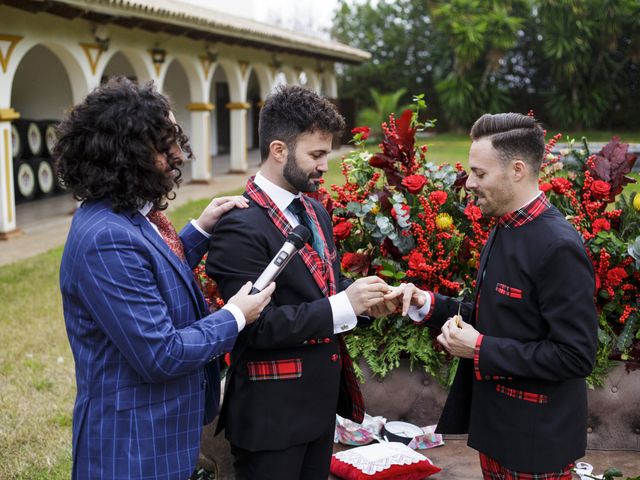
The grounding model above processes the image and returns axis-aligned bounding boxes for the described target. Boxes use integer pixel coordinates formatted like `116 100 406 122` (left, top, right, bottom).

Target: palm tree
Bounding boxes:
357 88 409 139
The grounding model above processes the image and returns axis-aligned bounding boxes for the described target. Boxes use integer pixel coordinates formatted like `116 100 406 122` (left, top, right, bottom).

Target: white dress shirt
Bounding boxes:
254 172 357 333
139 202 246 332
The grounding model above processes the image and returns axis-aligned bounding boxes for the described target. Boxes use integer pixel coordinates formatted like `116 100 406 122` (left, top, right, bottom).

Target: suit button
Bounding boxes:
309 339 316 345
587 426 593 434
323 338 331 343
331 354 339 362
202 379 208 389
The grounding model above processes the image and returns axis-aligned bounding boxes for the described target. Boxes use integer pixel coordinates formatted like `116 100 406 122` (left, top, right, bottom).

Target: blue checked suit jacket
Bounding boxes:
60 200 238 480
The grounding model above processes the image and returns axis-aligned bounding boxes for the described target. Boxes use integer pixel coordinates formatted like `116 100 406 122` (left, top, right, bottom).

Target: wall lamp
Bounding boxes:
150 47 167 64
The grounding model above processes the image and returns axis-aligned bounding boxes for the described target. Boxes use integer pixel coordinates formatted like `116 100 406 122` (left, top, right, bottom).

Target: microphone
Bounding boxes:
250 225 311 294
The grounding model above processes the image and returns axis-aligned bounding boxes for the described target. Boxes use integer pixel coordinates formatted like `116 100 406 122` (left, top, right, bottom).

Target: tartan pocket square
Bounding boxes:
247 359 302 381
495 282 523 299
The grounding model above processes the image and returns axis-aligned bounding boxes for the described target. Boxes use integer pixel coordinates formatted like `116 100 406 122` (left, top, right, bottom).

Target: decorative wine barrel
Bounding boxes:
10 123 21 159
13 157 37 202
33 157 55 197
13 120 43 157
40 120 58 157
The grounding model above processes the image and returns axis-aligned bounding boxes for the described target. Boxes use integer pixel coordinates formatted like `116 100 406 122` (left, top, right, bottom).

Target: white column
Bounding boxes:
0 108 20 239
227 102 250 173
187 102 214 183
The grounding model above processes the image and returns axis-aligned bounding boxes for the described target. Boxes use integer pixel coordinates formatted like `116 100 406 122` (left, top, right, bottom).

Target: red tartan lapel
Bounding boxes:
299 196 337 297
246 178 333 297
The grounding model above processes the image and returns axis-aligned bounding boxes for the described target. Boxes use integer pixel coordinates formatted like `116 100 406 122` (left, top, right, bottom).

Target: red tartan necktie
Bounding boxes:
147 209 186 262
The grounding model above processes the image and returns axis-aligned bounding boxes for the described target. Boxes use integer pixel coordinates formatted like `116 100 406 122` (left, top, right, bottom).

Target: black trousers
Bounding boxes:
231 423 335 480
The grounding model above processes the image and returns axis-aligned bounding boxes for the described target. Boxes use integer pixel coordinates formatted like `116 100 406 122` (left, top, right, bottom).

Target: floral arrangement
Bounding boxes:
325 97 639 388
194 97 640 388
537 135 640 384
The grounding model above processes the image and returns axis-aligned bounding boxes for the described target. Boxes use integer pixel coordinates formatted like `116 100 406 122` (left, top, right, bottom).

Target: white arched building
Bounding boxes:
0 0 369 238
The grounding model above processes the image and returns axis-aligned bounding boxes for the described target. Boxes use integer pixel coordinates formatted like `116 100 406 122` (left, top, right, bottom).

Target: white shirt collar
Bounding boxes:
515 190 543 211
254 171 300 212
139 201 153 217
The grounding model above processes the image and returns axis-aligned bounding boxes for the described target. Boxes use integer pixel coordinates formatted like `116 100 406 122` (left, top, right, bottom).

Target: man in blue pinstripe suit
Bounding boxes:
55 77 274 479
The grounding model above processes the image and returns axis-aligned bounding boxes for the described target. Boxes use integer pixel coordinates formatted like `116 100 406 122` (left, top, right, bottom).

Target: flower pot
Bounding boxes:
358 359 640 451
586 362 640 451
356 358 448 427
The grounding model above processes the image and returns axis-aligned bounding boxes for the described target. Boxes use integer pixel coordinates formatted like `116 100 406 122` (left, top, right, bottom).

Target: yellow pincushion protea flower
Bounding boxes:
633 194 640 212
435 213 453 230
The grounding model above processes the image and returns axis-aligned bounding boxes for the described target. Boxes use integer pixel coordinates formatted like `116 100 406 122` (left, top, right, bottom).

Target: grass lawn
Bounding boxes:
1 132 638 478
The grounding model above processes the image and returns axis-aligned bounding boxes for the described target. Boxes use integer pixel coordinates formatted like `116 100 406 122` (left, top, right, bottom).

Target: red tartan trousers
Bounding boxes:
479 453 573 480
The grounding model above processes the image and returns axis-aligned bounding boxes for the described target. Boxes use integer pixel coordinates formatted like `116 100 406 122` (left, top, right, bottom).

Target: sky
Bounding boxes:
180 0 341 39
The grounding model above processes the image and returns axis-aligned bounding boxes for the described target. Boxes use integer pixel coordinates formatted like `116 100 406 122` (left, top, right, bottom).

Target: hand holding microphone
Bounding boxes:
251 225 310 293
227 226 310 325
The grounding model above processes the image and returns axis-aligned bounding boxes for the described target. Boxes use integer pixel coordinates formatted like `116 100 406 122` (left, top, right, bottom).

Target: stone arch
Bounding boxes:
99 48 153 85
209 63 231 156
246 62 274 102
245 69 262 150
216 58 245 102
159 54 205 102
320 72 338 98
7 40 90 106
279 65 298 86
305 69 322 94
161 58 192 132
10 43 78 119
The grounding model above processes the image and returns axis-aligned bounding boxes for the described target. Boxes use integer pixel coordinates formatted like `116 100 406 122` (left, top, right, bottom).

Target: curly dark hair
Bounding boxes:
470 113 545 172
258 84 345 161
54 77 192 212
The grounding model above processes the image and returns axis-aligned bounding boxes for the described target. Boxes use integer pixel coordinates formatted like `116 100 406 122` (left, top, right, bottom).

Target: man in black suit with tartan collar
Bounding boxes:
206 85 389 480
388 113 598 479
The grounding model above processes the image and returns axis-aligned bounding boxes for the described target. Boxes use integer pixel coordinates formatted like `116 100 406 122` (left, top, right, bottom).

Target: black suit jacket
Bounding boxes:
207 195 352 452
429 206 598 472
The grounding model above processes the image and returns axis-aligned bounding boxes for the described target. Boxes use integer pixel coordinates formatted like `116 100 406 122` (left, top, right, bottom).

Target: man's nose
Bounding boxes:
466 175 476 190
317 158 329 173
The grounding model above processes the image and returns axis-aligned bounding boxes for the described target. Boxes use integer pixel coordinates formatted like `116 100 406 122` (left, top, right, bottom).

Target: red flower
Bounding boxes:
429 190 448 205
539 182 552 194
551 177 572 194
464 204 482 221
606 267 628 287
390 204 411 220
402 174 427 194
590 180 611 200
592 218 611 234
333 220 352 240
407 251 427 271
351 126 370 140
341 252 370 276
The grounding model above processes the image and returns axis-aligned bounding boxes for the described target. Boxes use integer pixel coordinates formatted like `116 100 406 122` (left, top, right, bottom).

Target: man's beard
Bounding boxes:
283 149 321 193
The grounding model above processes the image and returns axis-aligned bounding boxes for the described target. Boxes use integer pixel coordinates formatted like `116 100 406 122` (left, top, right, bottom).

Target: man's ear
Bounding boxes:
269 140 288 164
512 159 527 182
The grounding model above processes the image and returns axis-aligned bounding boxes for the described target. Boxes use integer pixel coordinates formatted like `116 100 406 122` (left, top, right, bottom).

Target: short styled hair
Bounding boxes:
258 85 345 161
54 77 192 212
470 113 545 172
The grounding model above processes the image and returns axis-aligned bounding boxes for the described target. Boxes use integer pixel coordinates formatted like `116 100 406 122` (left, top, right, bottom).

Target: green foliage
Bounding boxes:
357 88 409 138
345 316 453 386
332 0 640 130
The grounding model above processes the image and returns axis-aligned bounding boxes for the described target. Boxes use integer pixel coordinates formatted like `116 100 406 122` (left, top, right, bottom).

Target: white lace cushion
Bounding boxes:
334 442 431 475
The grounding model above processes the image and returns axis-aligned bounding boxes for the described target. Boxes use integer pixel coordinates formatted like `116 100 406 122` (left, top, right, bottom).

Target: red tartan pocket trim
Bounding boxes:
495 283 523 299
496 384 548 404
247 359 302 381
